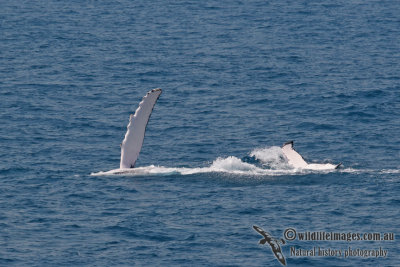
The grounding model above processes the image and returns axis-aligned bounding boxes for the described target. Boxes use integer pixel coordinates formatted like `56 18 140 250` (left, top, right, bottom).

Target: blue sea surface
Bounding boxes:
1 0 399 266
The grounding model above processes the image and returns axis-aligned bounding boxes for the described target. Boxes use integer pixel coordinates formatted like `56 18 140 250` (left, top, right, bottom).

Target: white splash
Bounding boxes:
249 146 289 169
91 147 348 176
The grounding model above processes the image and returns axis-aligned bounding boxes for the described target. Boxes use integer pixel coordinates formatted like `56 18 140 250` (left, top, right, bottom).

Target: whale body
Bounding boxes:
120 88 162 169
281 141 341 170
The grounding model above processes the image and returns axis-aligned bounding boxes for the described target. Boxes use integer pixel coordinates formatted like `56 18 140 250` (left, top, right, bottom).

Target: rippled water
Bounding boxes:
1 0 399 266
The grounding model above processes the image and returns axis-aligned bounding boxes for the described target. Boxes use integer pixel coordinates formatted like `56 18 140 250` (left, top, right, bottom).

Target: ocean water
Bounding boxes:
1 0 399 266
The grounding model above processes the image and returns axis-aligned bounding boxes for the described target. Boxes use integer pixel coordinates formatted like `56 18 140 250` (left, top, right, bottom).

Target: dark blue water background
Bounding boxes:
1 0 399 266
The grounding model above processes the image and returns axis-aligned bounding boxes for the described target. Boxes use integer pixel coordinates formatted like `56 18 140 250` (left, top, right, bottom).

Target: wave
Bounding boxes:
91 147 366 177
380 169 400 174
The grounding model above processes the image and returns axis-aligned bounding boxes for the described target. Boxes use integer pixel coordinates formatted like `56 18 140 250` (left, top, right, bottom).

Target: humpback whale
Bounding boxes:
120 88 162 169
282 141 341 170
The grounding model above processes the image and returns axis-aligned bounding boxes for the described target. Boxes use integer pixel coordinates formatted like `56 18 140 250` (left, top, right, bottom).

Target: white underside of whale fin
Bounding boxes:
307 163 340 170
282 141 308 168
120 88 162 169
282 141 340 170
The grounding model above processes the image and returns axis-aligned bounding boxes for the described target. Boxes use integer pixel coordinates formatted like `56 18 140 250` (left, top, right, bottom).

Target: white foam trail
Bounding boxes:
92 147 384 177
91 156 286 176
91 155 348 177
380 169 400 174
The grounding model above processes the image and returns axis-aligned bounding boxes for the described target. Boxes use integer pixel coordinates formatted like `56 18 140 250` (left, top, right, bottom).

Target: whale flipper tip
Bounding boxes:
283 140 294 147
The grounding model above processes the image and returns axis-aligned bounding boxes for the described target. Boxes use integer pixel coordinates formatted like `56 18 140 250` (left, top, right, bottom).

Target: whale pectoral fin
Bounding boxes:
282 141 308 168
120 88 162 169
282 141 342 170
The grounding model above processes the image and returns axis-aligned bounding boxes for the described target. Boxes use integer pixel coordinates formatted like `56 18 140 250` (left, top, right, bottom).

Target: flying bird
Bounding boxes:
253 225 286 266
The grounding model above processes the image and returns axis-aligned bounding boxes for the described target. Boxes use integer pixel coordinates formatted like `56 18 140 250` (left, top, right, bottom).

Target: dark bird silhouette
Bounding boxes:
253 225 286 266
